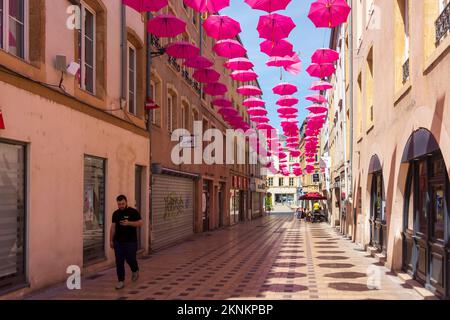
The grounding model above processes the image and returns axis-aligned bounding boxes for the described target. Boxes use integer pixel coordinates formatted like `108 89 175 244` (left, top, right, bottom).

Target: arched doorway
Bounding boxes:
402 128 450 298
368 155 387 253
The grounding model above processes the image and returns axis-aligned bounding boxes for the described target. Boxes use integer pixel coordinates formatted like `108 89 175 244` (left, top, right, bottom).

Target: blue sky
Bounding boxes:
221 0 331 131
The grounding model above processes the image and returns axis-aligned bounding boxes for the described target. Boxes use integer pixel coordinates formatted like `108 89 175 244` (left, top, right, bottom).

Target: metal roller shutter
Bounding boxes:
252 193 261 218
152 174 194 251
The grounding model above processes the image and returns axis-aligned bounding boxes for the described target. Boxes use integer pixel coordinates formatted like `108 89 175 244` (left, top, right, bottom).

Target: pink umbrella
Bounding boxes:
284 52 302 75
230 70 258 82
245 0 292 13
203 15 241 40
266 56 296 68
273 83 297 95
306 63 336 78
279 152 287 159
237 85 262 96
193 68 220 83
204 82 228 96
165 41 200 59
123 0 168 12
277 106 298 114
251 116 270 123
312 48 340 64
218 107 238 116
308 0 352 28
290 150 301 157
184 56 214 69
279 113 298 119
247 107 268 116
307 105 329 114
147 14 186 38
257 13 296 41
213 39 247 59
277 96 299 107
257 123 273 130
309 80 333 91
213 98 233 108
243 98 265 108
225 58 254 71
286 137 299 143
183 0 230 13
260 39 294 57
305 94 327 104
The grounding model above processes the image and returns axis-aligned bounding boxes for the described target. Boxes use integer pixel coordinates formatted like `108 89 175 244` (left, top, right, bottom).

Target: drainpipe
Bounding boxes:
120 4 127 104
146 12 153 253
349 0 355 243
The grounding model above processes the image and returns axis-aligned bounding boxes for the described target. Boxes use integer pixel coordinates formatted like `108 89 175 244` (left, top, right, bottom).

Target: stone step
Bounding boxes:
396 272 439 300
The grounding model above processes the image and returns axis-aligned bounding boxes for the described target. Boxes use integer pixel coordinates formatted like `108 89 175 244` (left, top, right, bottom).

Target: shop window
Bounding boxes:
0 0 27 59
128 44 137 115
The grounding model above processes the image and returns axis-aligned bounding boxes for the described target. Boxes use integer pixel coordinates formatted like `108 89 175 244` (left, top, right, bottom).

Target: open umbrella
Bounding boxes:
312 48 340 64
218 107 238 116
193 68 220 83
251 116 270 123
273 83 297 95
257 13 296 41
245 0 292 13
247 107 268 116
277 96 299 107
290 150 301 157
203 82 228 96
277 106 298 114
184 56 214 69
308 0 352 28
279 113 298 119
260 39 294 57
237 85 262 96
147 14 186 38
305 94 327 104
230 70 258 82
306 63 336 78
212 98 232 108
183 0 230 13
213 39 247 59
225 58 254 71
266 56 296 68
123 0 168 12
306 105 329 114
203 15 241 40
309 80 333 91
243 97 265 108
257 123 273 130
165 41 200 59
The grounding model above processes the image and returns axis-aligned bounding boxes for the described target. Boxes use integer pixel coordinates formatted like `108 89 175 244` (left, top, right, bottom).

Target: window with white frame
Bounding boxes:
78 2 96 94
268 178 273 186
128 44 137 115
289 177 294 187
0 0 27 59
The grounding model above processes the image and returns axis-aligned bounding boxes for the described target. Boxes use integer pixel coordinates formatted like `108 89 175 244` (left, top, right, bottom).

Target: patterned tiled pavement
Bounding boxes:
28 213 425 300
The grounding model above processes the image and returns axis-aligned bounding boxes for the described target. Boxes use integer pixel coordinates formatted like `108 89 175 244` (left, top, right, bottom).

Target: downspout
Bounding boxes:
120 4 127 104
146 12 153 253
349 0 355 242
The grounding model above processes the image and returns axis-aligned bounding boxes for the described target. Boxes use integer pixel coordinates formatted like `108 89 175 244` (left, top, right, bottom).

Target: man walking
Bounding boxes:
110 195 143 290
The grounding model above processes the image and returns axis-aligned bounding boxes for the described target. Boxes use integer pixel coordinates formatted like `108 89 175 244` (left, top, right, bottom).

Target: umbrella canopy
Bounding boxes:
260 39 294 57
307 105 329 114
273 83 298 95
237 85 262 96
305 94 327 104
193 68 220 83
165 41 200 59
286 137 299 143
212 98 233 108
257 13 296 41
203 82 228 96
279 113 298 119
277 95 299 107
299 192 326 200
309 80 333 91
308 0 352 28
203 15 241 40
290 150 301 157
312 48 340 64
284 52 302 75
184 56 214 69
243 97 265 108
218 107 238 116
244 0 292 13
257 123 273 130
306 63 336 78
147 14 186 38
250 116 270 123
277 106 298 114
123 0 168 12
230 70 258 82
213 39 247 59
247 107 268 116
266 56 296 68
183 0 230 13
225 58 254 71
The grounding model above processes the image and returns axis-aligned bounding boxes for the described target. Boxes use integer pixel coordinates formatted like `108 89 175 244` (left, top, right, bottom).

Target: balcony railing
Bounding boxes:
402 58 410 84
436 2 450 44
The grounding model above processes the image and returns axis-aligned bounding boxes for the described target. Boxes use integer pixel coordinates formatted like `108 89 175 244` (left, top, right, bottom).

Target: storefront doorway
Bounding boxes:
369 155 386 254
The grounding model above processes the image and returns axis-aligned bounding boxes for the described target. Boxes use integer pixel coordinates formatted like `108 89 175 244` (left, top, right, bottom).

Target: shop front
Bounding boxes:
230 175 248 224
250 178 266 219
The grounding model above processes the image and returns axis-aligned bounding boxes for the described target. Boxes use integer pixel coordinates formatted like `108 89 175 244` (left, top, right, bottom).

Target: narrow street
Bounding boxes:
29 215 424 300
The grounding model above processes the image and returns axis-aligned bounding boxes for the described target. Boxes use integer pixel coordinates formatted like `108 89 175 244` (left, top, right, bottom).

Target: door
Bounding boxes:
218 183 225 227
202 180 211 231
135 165 143 249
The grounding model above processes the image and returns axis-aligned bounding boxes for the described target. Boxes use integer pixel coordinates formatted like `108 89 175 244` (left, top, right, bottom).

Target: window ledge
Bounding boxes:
424 35 450 75
394 81 412 106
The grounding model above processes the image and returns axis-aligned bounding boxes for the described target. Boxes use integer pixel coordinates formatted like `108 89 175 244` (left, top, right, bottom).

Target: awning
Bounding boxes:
401 128 440 163
368 154 382 174
299 192 327 200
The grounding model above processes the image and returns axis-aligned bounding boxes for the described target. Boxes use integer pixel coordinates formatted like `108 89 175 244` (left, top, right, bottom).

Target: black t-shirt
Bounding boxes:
112 207 141 244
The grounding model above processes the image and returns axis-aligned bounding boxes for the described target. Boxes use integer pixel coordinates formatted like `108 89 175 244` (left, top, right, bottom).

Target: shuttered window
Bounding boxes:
0 141 26 291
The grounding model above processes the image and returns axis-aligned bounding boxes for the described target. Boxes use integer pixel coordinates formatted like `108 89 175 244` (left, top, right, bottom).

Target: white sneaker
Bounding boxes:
132 271 139 282
115 281 125 290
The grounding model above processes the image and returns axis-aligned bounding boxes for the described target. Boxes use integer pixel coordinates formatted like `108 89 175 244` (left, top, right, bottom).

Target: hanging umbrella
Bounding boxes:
307 105 329 114
260 39 294 57
306 63 336 78
218 107 238 116
266 56 296 68
257 123 273 130
193 68 220 83
250 116 270 123
305 94 327 104
273 83 297 95
308 0 352 28
237 85 262 96
212 98 233 108
309 80 333 91
225 58 254 71
247 107 268 116
213 39 247 59
184 56 214 69
257 13 296 41
165 41 200 59
284 52 302 75
286 137 299 143
203 15 241 40
279 113 298 119
290 150 301 157
277 95 299 107
230 70 258 82
147 14 186 38
277 106 298 114
183 0 230 13
123 0 168 12
203 82 228 96
243 97 265 108
244 0 292 13
312 48 340 64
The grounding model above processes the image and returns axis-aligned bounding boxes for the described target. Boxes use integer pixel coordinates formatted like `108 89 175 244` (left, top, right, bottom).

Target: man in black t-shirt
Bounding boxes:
110 195 143 290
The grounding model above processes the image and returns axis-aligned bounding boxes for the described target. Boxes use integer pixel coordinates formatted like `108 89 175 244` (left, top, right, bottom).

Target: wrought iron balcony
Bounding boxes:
402 58 410 84
436 2 450 44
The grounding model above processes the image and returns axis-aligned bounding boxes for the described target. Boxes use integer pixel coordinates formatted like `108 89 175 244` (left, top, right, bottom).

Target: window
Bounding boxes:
128 44 136 115
0 0 27 59
268 178 273 186
279 178 284 186
167 94 173 133
83 155 106 264
78 3 96 94
0 141 26 290
289 178 294 187
366 47 374 125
